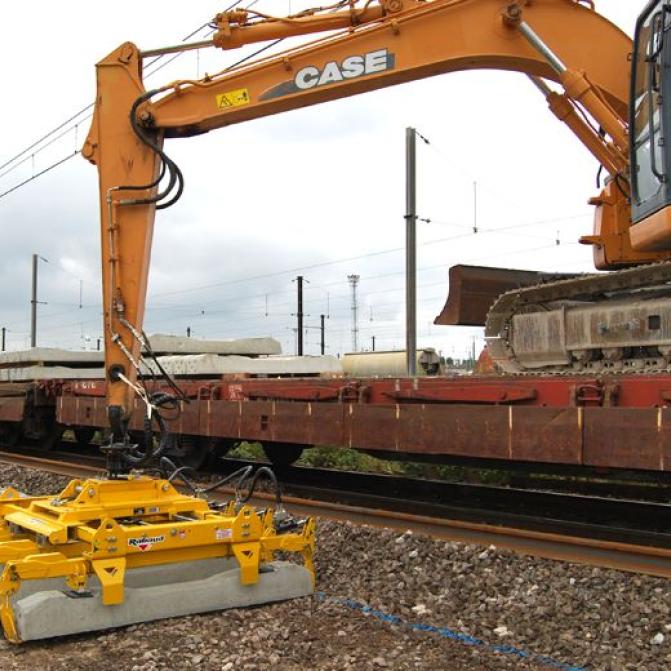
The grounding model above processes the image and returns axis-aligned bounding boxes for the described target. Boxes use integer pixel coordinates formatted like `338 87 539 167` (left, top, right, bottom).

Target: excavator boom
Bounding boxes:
81 0 648 422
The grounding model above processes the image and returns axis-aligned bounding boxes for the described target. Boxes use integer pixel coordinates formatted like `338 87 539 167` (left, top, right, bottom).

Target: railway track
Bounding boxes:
12 445 671 545
234 460 671 537
2 448 671 582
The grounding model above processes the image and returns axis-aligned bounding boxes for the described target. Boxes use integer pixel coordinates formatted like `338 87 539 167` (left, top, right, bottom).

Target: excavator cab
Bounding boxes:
630 0 671 249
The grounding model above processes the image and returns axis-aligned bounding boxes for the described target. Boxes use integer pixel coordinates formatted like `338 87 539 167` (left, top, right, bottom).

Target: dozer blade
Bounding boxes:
434 264 574 327
0 478 316 642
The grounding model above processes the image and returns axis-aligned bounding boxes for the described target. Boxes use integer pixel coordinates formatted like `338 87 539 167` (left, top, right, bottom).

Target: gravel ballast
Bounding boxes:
0 463 669 670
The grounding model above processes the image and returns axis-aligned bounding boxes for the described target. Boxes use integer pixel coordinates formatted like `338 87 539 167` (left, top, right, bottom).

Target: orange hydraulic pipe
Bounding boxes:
212 4 397 50
149 1 631 136
529 76 626 177
559 68 628 154
507 8 628 158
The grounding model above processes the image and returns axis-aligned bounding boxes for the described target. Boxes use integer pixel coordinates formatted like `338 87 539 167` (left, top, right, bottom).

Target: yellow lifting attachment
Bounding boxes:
0 475 315 643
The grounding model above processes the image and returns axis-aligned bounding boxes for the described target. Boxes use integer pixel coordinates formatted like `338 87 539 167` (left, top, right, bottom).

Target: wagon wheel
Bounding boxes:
168 434 211 471
204 438 236 469
38 424 64 451
73 426 96 448
0 422 21 449
261 442 305 467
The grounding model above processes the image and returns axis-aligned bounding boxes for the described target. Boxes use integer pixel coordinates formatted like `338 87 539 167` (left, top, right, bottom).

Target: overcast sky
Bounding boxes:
0 1 642 359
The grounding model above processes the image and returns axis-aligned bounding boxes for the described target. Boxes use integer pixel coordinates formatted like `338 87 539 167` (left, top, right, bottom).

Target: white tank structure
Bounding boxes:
341 348 443 377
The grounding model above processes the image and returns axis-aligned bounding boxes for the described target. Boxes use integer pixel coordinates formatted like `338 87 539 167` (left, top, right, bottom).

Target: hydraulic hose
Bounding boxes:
116 90 184 209
237 466 282 507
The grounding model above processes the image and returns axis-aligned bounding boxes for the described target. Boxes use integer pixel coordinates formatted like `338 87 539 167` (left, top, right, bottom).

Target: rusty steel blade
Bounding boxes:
434 265 571 327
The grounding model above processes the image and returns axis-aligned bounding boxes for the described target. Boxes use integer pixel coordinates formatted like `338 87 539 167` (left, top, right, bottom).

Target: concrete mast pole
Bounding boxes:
347 274 360 352
405 127 417 376
297 275 304 356
30 253 38 348
320 314 325 355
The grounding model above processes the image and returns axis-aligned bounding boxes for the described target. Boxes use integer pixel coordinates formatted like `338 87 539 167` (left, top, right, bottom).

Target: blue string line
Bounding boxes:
314 592 587 671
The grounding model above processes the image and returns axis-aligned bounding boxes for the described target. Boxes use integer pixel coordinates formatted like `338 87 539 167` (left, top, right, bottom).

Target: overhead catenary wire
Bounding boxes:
0 107 93 174
0 0 253 199
419 129 550 217
0 123 86 183
3 220 585 334
1 0 363 204
21 236 579 347
0 152 79 201
0 0 246 172
149 217 585 302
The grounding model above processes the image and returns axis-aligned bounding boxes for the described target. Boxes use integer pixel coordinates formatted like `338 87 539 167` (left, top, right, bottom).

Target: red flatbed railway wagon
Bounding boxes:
0 381 67 449
27 373 670 475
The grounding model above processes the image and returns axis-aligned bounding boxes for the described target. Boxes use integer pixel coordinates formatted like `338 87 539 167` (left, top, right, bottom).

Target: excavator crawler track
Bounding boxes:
486 261 671 375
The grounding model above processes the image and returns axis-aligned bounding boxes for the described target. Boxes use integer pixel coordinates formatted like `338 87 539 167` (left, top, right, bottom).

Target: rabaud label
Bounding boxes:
128 534 165 552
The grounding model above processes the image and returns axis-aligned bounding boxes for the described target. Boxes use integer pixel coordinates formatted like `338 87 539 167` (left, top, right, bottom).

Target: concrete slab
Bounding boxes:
0 365 105 382
144 354 343 377
147 334 282 356
11 558 313 641
0 341 338 381
0 348 103 368
0 335 283 372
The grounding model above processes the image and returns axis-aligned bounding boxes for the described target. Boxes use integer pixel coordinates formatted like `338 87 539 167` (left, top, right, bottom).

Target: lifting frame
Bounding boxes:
0 476 316 642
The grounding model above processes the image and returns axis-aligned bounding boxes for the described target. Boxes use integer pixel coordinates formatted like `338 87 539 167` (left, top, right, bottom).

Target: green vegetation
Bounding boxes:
227 441 265 460
298 447 402 474
227 440 511 484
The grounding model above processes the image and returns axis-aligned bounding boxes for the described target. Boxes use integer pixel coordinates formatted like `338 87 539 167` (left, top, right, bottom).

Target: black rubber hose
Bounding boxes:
120 415 155 468
159 456 200 494
142 329 188 402
156 161 184 210
237 466 282 507
201 465 254 494
151 412 174 460
121 393 179 469
117 90 184 207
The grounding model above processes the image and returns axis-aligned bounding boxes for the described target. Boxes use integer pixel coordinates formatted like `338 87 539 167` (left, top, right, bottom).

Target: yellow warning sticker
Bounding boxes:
215 88 251 109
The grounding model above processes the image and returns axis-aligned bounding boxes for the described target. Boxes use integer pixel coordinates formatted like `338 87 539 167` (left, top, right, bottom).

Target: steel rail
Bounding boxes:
0 450 106 479
1 451 671 580
211 458 671 549
14 448 671 545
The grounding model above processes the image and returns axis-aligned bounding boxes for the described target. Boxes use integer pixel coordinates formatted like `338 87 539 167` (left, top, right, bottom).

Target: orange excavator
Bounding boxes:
82 0 671 428
1 0 667 643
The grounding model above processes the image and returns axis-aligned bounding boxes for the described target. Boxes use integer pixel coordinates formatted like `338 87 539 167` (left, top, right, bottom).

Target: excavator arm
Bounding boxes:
82 0 651 426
